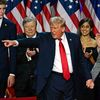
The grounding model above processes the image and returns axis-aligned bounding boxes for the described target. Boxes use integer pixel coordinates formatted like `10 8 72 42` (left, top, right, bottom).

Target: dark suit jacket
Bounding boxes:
15 33 39 90
0 17 16 80
17 32 92 94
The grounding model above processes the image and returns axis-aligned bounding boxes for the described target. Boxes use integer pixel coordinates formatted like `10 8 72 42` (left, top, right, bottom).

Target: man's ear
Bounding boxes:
62 27 66 33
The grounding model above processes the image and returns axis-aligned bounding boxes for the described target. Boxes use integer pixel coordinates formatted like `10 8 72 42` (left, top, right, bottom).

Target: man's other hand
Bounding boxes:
86 79 94 89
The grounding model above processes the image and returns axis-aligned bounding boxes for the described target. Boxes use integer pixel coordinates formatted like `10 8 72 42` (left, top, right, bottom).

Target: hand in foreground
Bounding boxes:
86 79 94 89
2 40 17 47
84 51 92 59
7 75 15 87
26 48 36 57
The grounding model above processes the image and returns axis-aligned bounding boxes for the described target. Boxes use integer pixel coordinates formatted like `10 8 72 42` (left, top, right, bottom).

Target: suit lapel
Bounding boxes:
1 18 8 29
65 32 74 66
0 18 9 39
65 33 73 50
48 34 55 68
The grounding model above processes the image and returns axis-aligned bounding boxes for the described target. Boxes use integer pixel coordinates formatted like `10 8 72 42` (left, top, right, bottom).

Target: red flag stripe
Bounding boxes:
6 12 23 34
16 2 26 19
36 14 44 32
80 0 99 34
55 11 70 32
70 13 80 29
42 5 51 22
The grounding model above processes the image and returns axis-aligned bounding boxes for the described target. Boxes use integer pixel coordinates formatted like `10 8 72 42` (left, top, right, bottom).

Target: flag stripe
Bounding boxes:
56 0 79 33
5 0 26 34
5 0 100 34
80 0 100 34
42 3 51 23
16 2 26 19
26 7 43 32
6 12 23 33
36 13 44 31
42 12 50 32
26 0 51 32
11 7 24 31
70 11 80 29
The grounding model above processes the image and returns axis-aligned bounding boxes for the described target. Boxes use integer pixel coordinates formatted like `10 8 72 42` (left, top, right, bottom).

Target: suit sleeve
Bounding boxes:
77 36 92 80
9 23 17 74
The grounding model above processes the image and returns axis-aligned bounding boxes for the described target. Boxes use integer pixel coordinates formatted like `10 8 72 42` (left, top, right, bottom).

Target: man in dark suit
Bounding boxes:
0 0 17 98
3 16 94 100
15 17 39 97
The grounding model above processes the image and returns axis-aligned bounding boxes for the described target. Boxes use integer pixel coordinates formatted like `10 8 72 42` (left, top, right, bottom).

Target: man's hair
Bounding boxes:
23 16 37 26
49 16 66 28
0 0 7 5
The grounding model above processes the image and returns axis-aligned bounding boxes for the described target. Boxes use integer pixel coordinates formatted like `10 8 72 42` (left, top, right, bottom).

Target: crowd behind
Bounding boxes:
0 0 100 100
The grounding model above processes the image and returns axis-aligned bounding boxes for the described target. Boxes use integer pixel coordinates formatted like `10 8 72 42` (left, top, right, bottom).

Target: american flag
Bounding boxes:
53 0 81 33
51 0 100 34
5 0 26 34
80 0 100 34
5 0 100 34
26 0 51 32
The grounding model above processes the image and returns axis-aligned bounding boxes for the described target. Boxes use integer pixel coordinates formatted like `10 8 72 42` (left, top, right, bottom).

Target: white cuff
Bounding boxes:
9 74 15 76
13 40 19 47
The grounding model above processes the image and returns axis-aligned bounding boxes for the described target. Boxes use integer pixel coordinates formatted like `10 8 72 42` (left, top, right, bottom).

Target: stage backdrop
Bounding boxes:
5 0 100 34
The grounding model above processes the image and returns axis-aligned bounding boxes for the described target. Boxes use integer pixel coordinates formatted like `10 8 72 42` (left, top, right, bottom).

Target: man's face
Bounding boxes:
23 21 37 38
50 23 65 39
0 4 6 19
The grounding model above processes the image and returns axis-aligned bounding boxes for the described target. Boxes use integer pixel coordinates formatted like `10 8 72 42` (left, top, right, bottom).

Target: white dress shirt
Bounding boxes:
0 18 3 27
52 33 73 73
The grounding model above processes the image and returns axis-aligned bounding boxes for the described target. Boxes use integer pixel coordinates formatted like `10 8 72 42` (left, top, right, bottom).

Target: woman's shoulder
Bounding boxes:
81 38 97 48
91 38 97 47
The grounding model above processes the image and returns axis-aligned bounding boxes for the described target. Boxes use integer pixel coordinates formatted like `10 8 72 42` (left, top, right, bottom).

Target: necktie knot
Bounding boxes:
58 38 62 41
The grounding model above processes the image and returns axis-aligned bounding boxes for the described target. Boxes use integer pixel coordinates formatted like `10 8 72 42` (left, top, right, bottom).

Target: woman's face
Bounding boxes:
80 22 92 36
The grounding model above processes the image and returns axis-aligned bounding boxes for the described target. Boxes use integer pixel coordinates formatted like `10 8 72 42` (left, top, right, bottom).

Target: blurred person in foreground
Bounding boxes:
14 17 39 97
2 16 94 100
0 0 16 98
94 33 100 100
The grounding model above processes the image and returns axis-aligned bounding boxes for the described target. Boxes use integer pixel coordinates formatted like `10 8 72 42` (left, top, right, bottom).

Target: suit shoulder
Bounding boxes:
38 32 49 35
4 17 16 26
37 32 50 37
17 33 26 39
65 32 79 39
37 32 45 36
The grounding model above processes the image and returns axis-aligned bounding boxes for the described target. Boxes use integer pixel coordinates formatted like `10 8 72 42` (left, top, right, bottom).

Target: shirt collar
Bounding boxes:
26 33 37 38
60 33 66 40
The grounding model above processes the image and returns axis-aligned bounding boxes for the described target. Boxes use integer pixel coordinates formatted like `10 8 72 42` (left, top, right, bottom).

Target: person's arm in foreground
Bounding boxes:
2 40 18 47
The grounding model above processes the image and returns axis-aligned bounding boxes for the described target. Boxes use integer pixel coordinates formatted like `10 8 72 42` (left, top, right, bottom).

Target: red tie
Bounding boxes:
59 39 70 80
